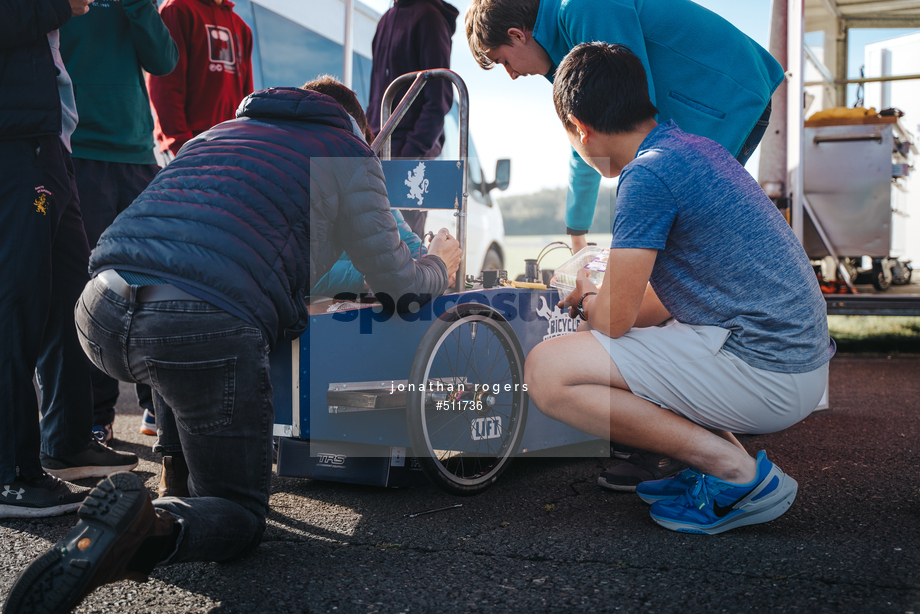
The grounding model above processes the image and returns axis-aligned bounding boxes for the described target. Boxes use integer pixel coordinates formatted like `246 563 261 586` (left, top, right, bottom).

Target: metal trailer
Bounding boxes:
760 0 920 316
802 115 915 293
272 71 597 495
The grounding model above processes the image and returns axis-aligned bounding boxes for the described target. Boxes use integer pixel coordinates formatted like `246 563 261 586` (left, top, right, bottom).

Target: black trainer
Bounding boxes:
0 474 89 519
41 440 138 481
598 450 687 492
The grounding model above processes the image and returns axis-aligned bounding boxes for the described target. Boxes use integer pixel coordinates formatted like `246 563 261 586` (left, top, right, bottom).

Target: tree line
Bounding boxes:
495 186 616 236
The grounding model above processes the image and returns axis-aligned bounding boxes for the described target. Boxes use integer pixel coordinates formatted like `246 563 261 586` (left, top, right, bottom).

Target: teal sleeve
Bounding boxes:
312 211 425 297
558 1 654 234
393 210 427 258
565 147 601 234
123 0 178 77
311 254 366 298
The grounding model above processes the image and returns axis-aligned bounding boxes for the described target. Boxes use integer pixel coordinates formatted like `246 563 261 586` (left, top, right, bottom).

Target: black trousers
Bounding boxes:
72 158 160 425
0 136 94 482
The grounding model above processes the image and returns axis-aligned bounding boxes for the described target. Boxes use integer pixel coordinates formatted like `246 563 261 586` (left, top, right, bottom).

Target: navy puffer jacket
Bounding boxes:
0 0 72 140
90 87 448 347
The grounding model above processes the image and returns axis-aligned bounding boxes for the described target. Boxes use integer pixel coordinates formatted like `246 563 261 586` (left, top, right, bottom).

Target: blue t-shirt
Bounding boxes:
611 121 832 374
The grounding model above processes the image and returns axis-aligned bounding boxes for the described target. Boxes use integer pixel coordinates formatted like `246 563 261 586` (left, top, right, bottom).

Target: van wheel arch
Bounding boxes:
482 244 503 271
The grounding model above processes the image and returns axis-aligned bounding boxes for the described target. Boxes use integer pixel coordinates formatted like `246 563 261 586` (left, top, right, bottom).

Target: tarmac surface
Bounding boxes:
2 354 919 614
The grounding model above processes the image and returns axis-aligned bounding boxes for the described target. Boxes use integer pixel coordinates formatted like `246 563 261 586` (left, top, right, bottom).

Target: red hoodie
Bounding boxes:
148 0 252 154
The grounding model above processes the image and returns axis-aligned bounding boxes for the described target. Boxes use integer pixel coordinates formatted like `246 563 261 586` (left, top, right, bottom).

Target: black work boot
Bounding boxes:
3 472 179 614
158 455 190 499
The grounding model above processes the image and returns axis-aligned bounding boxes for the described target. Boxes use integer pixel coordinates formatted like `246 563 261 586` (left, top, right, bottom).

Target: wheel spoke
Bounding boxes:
442 420 472 457
427 409 464 439
453 328 463 381
486 407 512 422
468 325 493 378
483 359 511 390
456 326 476 385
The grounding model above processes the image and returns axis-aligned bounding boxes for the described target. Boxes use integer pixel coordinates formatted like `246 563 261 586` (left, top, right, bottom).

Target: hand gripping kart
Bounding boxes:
271 71 595 495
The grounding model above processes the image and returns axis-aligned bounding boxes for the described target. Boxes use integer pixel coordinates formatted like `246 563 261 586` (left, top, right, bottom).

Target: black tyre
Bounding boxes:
871 259 891 291
892 260 913 286
842 260 859 286
406 303 527 496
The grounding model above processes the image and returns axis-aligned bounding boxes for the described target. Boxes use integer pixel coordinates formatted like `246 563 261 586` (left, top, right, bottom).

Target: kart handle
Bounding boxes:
374 69 470 294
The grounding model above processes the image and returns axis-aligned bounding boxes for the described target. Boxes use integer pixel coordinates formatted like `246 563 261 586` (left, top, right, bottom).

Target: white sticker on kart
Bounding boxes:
471 416 502 441
535 295 581 341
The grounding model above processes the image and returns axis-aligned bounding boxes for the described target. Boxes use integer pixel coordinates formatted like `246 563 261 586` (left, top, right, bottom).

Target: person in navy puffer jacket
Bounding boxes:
4 81 461 614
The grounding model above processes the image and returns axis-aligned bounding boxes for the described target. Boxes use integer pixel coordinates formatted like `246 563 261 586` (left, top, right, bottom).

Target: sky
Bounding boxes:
362 0 918 197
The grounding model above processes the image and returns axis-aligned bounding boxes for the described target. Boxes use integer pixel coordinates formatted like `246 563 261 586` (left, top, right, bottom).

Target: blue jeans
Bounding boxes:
75 277 274 564
0 136 94 483
736 101 772 166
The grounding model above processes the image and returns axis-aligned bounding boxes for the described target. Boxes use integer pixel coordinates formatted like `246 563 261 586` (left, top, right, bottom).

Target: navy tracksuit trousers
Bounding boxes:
0 135 93 483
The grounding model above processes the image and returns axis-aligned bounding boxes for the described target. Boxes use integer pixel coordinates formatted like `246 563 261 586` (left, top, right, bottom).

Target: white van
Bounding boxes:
231 0 508 273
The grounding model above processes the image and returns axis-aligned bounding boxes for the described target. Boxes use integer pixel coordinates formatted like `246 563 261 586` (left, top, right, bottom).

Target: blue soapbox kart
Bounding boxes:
271 71 596 495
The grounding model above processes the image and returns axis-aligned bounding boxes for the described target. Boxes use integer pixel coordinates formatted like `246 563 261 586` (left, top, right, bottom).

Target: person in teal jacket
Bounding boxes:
61 0 178 443
312 209 428 296
465 0 784 251
465 0 784 490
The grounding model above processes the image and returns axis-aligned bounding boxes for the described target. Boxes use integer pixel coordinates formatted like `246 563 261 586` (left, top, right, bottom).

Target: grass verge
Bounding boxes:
827 316 920 354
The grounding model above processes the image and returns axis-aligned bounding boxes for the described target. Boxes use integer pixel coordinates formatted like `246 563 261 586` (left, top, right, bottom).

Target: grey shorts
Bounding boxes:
590 320 828 435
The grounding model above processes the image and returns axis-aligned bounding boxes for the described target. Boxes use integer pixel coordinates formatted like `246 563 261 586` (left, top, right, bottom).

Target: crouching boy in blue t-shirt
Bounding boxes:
524 42 834 535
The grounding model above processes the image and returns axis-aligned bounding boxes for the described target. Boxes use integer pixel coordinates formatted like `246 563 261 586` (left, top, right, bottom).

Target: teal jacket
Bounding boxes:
311 210 427 297
61 0 178 164
533 0 785 233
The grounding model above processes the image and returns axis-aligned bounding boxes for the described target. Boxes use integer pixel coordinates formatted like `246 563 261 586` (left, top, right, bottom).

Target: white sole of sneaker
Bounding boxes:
650 472 799 535
597 476 638 492
42 462 139 482
636 491 673 504
0 501 83 519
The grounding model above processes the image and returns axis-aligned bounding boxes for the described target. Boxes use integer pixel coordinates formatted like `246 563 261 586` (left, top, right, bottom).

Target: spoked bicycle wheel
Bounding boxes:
406 303 528 496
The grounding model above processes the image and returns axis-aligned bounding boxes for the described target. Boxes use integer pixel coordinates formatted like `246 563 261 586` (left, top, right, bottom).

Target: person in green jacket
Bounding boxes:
465 0 784 491
60 0 178 445
465 0 783 251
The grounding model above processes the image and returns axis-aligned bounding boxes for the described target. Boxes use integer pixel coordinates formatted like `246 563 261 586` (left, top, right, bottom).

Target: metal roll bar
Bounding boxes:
373 69 470 294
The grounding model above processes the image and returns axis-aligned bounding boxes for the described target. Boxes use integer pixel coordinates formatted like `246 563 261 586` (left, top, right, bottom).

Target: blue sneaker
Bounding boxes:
139 409 156 436
649 451 797 535
636 467 701 504
92 423 113 445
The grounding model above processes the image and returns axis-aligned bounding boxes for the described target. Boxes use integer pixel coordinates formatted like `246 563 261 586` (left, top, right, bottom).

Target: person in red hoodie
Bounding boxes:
144 0 252 439
148 0 253 156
